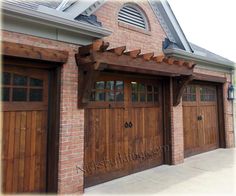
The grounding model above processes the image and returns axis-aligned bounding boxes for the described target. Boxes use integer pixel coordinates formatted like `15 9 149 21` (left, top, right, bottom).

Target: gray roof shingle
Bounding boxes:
190 43 235 65
4 0 63 10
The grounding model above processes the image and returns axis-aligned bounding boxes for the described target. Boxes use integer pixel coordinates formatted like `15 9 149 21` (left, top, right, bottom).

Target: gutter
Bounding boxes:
2 3 112 39
164 48 235 70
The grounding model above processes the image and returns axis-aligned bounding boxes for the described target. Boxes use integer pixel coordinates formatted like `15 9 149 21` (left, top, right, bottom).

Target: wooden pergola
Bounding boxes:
75 40 196 106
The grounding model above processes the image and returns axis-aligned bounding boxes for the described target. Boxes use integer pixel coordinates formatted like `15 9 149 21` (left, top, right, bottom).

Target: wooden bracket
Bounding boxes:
77 62 100 107
173 75 194 106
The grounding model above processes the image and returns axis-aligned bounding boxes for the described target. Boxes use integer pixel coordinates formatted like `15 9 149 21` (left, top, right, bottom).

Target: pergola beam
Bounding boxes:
76 41 196 105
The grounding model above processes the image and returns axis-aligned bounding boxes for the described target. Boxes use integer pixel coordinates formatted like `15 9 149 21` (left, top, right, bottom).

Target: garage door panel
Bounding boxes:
199 105 218 147
85 78 163 187
2 66 48 193
183 84 219 157
183 106 198 154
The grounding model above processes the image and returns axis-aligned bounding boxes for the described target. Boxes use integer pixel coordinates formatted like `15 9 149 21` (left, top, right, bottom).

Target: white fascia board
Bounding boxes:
164 48 236 71
2 3 112 38
160 0 192 52
37 5 73 20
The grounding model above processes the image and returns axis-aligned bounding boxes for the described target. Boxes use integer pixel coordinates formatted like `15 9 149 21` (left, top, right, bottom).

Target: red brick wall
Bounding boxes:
94 0 167 55
2 30 84 194
2 0 235 192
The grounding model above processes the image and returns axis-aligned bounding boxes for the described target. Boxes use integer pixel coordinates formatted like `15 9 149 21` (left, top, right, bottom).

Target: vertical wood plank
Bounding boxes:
5 112 16 192
12 112 21 193
18 112 26 192
2 112 10 193
35 111 42 191
29 111 36 191
40 111 47 191
24 112 32 192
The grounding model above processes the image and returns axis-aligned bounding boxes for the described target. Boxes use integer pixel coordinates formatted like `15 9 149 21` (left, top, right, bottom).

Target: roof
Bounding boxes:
149 0 235 69
2 0 235 68
3 0 63 10
3 0 103 27
2 0 112 42
149 0 193 52
190 43 235 65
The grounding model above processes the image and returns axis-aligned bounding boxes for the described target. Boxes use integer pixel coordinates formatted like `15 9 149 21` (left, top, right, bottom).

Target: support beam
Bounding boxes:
193 73 226 83
79 51 193 75
79 40 109 57
2 41 68 63
76 42 196 107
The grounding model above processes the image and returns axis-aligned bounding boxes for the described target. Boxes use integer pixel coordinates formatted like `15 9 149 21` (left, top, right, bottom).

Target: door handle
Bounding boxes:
124 122 133 128
124 122 129 128
197 115 203 121
128 122 133 128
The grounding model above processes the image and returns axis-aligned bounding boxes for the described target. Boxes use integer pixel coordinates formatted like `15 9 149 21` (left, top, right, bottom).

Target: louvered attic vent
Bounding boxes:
118 5 148 30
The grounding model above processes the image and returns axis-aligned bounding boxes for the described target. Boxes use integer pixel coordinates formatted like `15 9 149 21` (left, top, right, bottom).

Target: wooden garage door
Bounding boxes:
84 75 164 187
2 65 49 193
183 84 219 157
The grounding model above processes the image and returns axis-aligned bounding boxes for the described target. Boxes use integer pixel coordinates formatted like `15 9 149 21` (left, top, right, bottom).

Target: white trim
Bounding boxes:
164 48 235 71
2 3 112 39
56 0 70 11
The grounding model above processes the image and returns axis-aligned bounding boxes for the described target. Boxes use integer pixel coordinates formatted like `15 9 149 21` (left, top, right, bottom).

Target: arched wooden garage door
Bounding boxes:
183 84 219 157
84 74 165 187
2 65 49 193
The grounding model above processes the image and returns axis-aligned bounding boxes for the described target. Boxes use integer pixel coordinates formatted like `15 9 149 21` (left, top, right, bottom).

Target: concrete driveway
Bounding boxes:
84 149 236 195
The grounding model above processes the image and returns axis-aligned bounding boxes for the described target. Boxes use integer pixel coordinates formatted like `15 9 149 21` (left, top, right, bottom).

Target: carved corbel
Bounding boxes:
173 75 194 106
76 59 101 107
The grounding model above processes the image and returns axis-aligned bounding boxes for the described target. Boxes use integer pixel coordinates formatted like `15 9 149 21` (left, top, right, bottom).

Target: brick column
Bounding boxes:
171 100 184 164
57 50 84 194
223 75 235 148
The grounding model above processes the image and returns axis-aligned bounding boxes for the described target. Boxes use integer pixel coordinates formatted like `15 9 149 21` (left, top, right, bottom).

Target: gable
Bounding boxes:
94 0 168 55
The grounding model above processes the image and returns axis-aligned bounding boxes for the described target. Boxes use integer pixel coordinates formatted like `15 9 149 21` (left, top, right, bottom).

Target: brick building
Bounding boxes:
1 0 235 194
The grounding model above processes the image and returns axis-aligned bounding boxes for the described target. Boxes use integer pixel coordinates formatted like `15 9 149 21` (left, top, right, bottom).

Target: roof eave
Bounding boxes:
164 48 235 70
2 3 112 39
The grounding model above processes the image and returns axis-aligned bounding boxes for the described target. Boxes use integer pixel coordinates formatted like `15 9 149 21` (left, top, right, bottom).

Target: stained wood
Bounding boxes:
2 65 49 193
78 51 193 76
183 84 219 157
193 73 227 83
124 49 141 58
108 46 126 56
140 52 154 61
84 76 164 187
172 76 194 106
2 41 68 63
